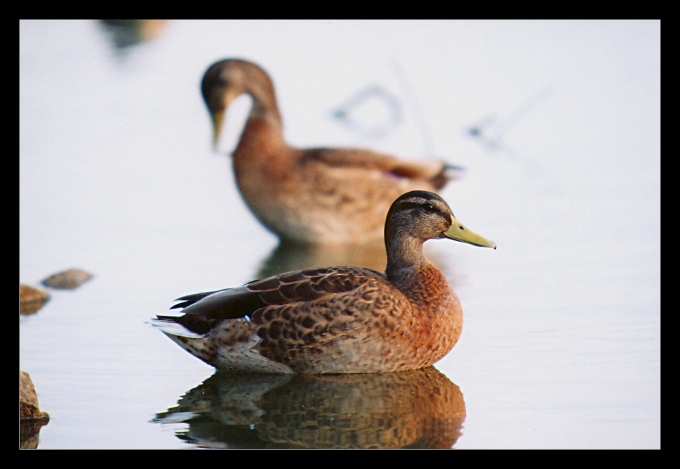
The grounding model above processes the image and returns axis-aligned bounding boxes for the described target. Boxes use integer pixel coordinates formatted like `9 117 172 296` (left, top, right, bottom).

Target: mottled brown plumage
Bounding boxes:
153 191 495 373
201 58 463 244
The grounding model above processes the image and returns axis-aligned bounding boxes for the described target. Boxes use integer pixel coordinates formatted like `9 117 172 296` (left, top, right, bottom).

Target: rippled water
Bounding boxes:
19 20 660 449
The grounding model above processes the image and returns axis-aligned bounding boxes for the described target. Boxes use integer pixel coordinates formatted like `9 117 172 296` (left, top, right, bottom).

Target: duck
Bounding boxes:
152 191 495 374
201 58 463 245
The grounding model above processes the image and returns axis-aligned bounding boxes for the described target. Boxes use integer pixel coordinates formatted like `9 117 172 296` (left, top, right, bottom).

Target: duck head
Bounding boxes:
201 59 281 150
384 191 495 272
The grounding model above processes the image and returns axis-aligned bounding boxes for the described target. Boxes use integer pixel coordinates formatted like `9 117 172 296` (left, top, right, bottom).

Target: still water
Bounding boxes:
19 20 660 449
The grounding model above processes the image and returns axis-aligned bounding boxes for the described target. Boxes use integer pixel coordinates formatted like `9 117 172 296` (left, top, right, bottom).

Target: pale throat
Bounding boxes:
385 234 430 277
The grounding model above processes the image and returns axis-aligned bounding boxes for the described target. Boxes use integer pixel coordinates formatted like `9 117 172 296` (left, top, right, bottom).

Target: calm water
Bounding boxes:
19 20 660 449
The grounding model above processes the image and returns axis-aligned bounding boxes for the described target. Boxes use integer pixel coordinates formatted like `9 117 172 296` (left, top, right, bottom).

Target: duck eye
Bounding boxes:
423 203 435 212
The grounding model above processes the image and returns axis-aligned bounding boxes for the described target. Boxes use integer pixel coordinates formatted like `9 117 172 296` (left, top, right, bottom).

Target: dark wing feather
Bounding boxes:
170 290 219 309
156 267 384 335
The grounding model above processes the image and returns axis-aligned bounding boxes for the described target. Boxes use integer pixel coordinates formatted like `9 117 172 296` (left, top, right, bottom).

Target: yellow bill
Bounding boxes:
210 109 225 150
442 216 496 249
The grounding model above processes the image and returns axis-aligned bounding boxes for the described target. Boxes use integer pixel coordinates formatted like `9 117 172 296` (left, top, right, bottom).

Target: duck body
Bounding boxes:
154 191 495 374
202 59 459 245
158 265 461 374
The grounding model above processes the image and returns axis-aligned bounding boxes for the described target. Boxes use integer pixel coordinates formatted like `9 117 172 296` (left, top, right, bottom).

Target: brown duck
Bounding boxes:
201 58 463 244
152 191 495 374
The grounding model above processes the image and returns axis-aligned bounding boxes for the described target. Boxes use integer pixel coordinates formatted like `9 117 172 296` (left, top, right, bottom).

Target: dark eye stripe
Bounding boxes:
399 200 449 221
399 201 424 211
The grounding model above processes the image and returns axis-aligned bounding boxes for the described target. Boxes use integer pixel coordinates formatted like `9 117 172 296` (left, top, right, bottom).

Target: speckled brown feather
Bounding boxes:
249 264 460 374
201 59 461 244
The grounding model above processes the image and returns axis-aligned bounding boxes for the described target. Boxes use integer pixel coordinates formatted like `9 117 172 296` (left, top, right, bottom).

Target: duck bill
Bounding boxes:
210 110 225 150
442 217 496 249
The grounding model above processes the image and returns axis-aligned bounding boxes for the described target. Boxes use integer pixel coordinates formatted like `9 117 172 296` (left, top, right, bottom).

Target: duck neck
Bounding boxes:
384 233 430 280
232 67 288 162
248 92 282 130
238 90 286 155
240 64 284 133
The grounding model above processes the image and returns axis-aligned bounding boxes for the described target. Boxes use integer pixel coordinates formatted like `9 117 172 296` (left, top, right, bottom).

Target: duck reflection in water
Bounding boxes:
256 238 457 288
153 367 466 449
255 239 387 279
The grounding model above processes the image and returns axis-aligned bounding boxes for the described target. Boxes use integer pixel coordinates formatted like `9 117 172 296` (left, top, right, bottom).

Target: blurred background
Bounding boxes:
19 20 659 449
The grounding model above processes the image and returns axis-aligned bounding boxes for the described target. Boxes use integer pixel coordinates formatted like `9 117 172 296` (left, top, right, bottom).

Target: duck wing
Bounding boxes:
302 148 462 189
156 266 385 334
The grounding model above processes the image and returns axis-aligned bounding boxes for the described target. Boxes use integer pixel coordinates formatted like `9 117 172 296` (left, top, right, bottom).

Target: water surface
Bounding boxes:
19 20 660 449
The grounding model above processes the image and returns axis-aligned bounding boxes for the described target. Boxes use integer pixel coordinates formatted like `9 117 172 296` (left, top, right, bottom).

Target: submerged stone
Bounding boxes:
19 371 50 449
41 268 93 290
19 284 51 315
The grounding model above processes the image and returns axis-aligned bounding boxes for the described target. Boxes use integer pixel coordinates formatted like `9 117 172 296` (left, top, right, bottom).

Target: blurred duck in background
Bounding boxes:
98 20 167 56
201 58 464 245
